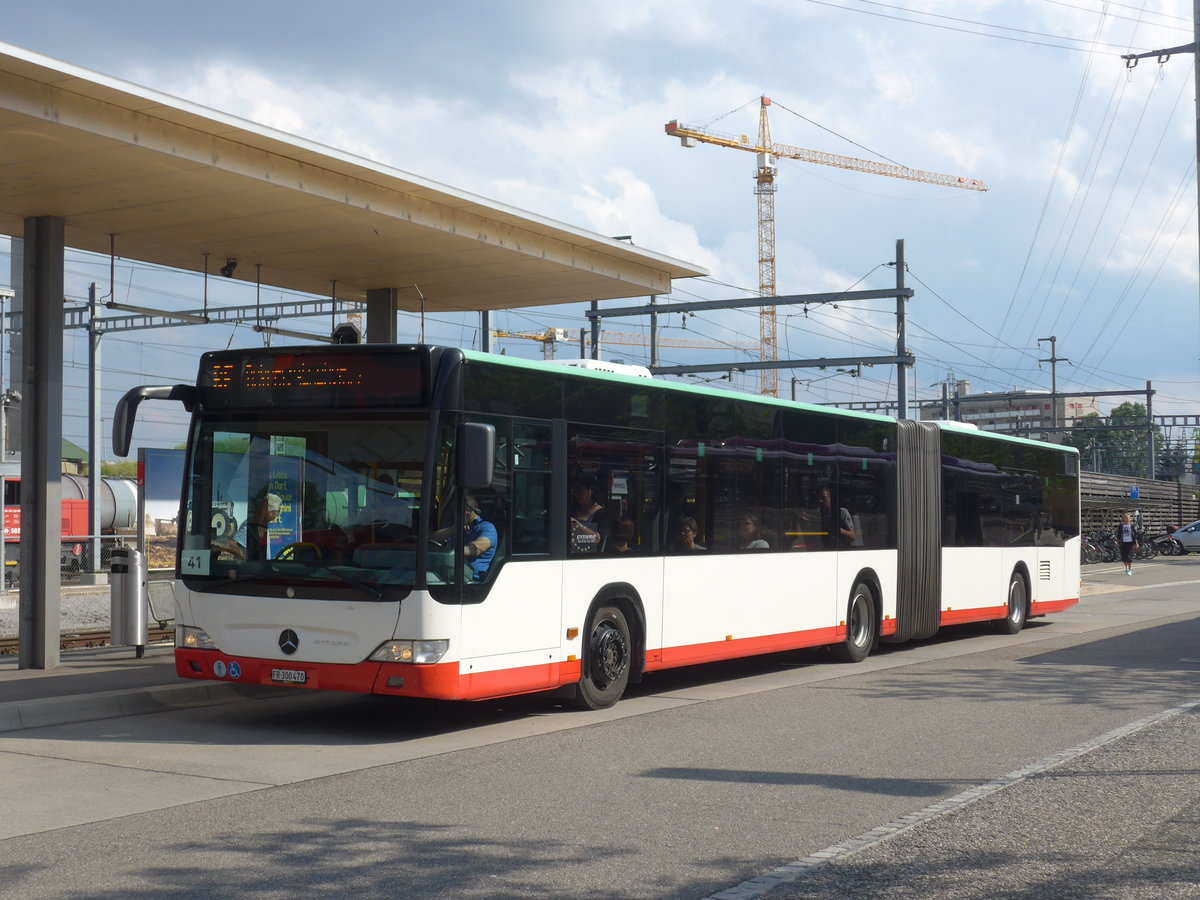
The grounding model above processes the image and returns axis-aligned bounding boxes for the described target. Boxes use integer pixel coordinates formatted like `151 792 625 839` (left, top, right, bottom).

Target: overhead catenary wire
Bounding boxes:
1051 71 1192 343
805 0 1185 53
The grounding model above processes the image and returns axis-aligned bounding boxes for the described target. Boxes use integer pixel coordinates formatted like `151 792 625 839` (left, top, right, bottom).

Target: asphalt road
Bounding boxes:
1 558 1198 899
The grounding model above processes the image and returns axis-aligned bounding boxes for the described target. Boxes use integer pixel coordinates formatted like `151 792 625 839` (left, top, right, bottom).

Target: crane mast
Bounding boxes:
754 100 778 397
666 96 988 397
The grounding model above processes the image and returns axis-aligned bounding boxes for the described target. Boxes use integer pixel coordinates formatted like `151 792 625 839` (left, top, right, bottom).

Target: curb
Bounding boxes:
0 680 292 733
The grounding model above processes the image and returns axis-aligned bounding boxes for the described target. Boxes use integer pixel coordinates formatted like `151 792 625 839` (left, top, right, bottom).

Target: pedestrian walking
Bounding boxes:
1118 512 1138 575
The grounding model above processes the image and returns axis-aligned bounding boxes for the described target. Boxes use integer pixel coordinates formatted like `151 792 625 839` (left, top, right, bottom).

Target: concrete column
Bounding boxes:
364 288 399 344
18 216 65 669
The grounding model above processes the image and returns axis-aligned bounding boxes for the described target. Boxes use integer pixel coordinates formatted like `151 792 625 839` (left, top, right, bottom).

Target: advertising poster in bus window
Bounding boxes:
266 456 301 555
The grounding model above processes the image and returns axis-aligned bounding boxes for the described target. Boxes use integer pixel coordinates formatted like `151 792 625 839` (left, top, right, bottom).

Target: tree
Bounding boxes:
1065 402 1162 478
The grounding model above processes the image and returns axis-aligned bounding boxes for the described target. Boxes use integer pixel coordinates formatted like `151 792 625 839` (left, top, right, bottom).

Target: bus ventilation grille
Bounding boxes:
1039 561 1052 581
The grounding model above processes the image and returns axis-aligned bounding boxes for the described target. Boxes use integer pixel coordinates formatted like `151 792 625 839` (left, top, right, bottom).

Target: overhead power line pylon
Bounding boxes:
666 96 988 397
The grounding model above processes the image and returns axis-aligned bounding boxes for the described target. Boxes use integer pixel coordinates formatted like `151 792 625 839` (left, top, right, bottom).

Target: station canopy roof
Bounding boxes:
0 42 706 311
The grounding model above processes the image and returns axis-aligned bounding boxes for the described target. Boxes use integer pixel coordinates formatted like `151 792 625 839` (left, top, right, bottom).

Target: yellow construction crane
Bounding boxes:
492 329 569 359
492 328 754 360
665 96 988 397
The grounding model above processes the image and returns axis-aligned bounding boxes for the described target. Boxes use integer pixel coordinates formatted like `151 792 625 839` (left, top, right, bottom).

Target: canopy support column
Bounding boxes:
365 288 399 344
18 215 65 669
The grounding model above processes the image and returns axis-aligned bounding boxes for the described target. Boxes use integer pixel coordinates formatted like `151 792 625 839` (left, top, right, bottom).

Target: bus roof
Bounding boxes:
460 348 1080 453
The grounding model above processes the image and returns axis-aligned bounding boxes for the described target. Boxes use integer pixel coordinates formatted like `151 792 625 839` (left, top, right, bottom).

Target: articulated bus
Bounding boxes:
114 345 1080 709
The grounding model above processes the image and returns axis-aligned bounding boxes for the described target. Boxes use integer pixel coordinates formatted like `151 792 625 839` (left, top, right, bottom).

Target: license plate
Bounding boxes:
271 668 307 684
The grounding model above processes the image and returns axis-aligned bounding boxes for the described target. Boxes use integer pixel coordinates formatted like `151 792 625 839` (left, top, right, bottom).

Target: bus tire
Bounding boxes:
999 571 1027 635
835 581 876 663
574 604 632 710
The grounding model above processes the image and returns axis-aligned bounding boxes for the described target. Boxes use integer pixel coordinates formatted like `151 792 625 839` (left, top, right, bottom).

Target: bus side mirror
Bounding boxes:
113 384 197 457
460 422 495 490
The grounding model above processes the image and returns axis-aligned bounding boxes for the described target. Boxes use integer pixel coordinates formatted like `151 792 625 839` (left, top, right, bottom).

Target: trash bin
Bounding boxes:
110 547 148 657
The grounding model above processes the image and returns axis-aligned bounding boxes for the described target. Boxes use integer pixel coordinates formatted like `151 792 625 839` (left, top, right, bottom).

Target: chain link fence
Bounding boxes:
3 535 176 589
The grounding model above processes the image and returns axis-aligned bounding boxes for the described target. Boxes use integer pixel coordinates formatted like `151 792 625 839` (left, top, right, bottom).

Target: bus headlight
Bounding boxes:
370 639 449 664
179 626 217 650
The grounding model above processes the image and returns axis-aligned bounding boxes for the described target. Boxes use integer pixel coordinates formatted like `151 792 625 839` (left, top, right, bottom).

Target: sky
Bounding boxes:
1 0 1198 457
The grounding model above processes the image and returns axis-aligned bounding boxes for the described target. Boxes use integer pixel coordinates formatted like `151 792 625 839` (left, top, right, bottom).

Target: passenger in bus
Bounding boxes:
569 476 607 553
739 514 770 550
819 486 856 549
221 492 282 560
607 516 636 553
460 494 497 580
671 515 705 552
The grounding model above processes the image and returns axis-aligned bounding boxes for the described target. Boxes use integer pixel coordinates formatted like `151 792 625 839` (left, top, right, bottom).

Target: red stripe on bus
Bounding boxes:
175 649 380 693
646 626 843 672
939 606 1007 626
379 659 580 701
1030 597 1079 616
175 598 1078 704
176 649 581 702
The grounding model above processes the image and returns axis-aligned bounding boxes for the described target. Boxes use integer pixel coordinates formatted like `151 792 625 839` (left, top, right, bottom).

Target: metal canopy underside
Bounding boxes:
0 42 706 310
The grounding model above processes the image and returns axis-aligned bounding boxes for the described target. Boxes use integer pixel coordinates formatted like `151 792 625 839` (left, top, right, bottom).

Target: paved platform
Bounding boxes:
724 701 1200 900
1 570 1198 899
0 642 282 732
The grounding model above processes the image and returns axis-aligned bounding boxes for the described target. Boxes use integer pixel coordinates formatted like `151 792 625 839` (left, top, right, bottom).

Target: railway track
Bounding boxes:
0 626 174 655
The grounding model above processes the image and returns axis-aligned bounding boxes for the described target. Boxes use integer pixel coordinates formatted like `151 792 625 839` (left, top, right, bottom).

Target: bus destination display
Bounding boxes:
200 350 426 409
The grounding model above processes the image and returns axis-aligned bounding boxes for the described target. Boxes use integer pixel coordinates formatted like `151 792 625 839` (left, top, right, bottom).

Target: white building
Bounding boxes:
919 383 1100 441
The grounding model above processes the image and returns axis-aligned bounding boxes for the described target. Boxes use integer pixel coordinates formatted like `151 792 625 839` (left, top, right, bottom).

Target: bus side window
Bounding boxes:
512 422 551 555
567 425 663 557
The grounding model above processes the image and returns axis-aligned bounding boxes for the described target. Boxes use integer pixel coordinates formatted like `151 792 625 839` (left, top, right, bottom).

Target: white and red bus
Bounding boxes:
114 345 1080 709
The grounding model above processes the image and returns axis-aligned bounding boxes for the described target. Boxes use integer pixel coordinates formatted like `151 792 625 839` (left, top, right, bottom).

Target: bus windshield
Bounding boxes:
178 412 461 597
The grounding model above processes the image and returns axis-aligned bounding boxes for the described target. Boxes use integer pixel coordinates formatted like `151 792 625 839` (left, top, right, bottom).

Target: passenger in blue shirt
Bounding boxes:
461 494 497 581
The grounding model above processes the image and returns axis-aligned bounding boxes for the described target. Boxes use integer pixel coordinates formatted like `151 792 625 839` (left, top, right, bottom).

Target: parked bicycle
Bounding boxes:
1080 534 1104 564
1134 530 1157 560
1094 531 1120 563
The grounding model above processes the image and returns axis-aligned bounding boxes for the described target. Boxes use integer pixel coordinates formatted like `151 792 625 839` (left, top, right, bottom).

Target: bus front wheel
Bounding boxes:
835 582 876 663
574 604 632 710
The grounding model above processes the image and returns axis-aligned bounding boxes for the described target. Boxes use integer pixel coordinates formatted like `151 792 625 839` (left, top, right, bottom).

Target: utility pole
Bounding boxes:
589 301 601 360
896 240 909 419
649 296 659 368
1147 379 1156 480
0 287 11 592
1038 335 1069 431
86 283 104 583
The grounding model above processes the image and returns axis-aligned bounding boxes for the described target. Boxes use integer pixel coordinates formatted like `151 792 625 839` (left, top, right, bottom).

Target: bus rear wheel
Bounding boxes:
998 572 1027 635
574 604 631 710
835 582 876 663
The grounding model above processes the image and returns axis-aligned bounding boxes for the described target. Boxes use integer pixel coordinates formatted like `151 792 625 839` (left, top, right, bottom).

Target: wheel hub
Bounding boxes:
590 622 628 688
